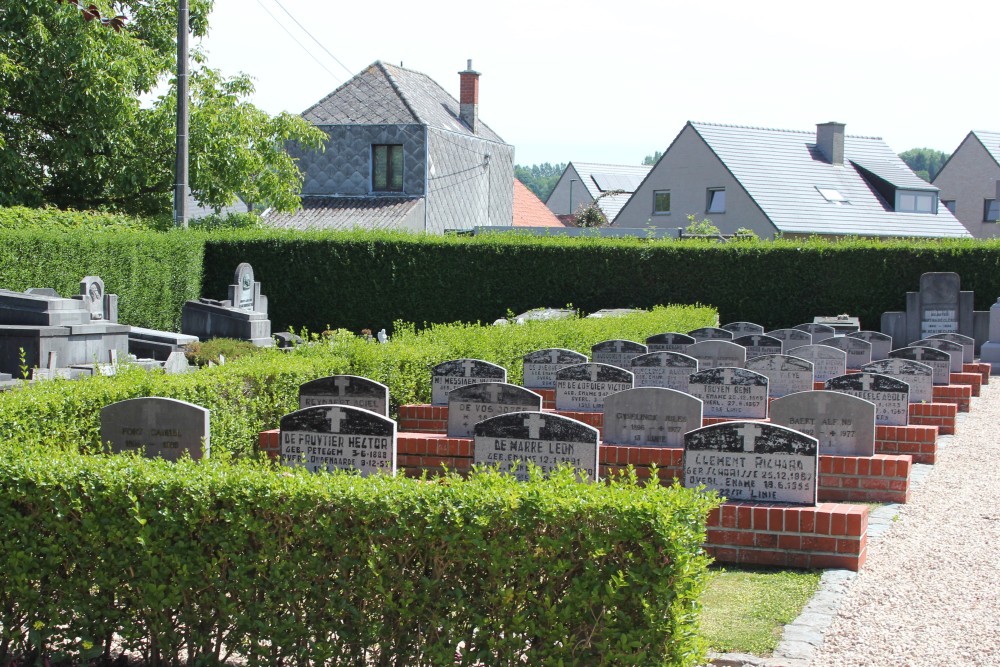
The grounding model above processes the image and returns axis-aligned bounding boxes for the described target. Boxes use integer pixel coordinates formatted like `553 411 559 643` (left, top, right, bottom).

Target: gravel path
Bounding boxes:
806 382 1000 666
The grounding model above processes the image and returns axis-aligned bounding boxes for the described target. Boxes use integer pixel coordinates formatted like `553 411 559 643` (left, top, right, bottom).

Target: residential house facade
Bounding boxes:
932 130 1000 238
546 162 651 226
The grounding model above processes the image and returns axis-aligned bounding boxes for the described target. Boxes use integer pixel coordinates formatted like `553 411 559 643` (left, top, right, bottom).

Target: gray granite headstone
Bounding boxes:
861 358 934 404
815 335 872 370
916 272 962 338
745 354 814 398
687 367 768 419
684 422 818 504
232 263 255 311
279 405 395 475
767 328 813 353
473 412 599 482
686 340 747 370
645 332 696 352
847 331 892 362
825 372 909 426
889 346 951 386
603 387 703 448
722 321 765 336
555 363 634 412
431 359 507 406
734 334 783 360
79 276 106 320
629 351 698 391
927 333 974 364
787 344 848 383
911 338 963 374
770 390 876 457
299 375 390 416
522 348 588 389
688 327 734 342
101 397 209 461
447 383 542 438
795 323 836 338
162 351 191 375
591 339 648 371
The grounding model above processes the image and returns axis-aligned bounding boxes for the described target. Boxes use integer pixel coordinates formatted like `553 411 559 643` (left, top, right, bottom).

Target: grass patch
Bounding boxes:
700 565 822 655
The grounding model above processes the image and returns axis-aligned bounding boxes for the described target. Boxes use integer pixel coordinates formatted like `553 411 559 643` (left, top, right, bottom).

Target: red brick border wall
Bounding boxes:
933 384 972 412
951 372 982 397
965 362 990 384
909 402 958 435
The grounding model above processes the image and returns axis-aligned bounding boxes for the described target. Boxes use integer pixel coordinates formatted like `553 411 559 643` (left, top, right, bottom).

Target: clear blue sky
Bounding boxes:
197 0 1000 166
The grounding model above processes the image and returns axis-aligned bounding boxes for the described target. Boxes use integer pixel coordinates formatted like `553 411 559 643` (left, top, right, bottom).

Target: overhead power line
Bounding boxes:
269 0 355 78
251 0 343 83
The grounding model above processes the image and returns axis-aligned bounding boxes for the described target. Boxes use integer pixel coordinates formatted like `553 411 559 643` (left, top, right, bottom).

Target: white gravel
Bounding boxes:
807 382 1000 667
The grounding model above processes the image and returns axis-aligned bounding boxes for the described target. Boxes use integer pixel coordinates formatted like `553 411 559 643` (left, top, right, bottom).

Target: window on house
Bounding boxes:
985 199 999 223
706 188 726 213
817 187 849 204
653 190 671 215
372 144 404 192
897 191 936 213
943 200 956 215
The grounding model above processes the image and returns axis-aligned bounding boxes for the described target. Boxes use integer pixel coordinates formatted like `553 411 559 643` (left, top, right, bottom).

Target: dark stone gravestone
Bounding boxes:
880 272 988 352
522 348 588 389
299 375 390 416
447 383 542 438
825 372 909 426
591 339 648 371
279 405 395 475
629 351 698 392
686 340 747 370
101 397 209 461
767 328 813 353
927 333 974 364
815 335 872 369
684 422 818 504
182 262 271 346
431 359 507 406
847 331 892 362
722 321 765 336
888 346 951 386
687 367 768 419
688 327 734 342
555 363 633 412
910 338 963 374
603 387 703 448
734 334 783 360
787 344 848 383
861 359 934 404
473 412 599 482
770 390 876 457
795 323 837 338
645 332 695 352
745 354 814 398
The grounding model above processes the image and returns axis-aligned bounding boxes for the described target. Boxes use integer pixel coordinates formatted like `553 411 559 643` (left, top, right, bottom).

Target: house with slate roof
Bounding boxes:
263 61 514 233
932 130 1000 238
613 122 971 239
546 162 651 225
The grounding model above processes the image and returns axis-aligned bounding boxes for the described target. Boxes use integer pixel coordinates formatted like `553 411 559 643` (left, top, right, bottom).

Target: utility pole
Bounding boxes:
173 0 189 228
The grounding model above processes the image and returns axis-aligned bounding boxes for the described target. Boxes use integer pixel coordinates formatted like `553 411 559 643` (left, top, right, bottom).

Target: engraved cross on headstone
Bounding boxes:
737 423 763 452
325 407 345 432
462 360 475 377
751 336 761 346
721 368 734 384
524 414 546 439
614 340 624 353
484 383 501 402
549 350 561 364
334 377 351 396
590 364 600 382
859 374 874 392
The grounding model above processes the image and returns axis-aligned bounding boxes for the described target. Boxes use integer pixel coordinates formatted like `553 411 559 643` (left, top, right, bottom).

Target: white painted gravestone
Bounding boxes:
787 344 847 383
770 390 876 457
473 412 599 482
815 335 872 370
767 328 813 353
910 338 963 374
280 405 395 475
602 387 703 447
431 359 507 406
687 367 768 419
745 354 814 398
889 346 951 386
847 331 892 362
686 340 747 370
862 358 934 404
101 397 209 461
629 351 698 391
299 375 390 416
447 383 542 438
927 333 974 364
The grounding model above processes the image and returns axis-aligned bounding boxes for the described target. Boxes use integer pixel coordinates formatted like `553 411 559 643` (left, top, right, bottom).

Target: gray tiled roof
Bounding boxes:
302 61 506 145
569 162 651 222
972 130 1000 166
261 196 423 231
691 122 970 238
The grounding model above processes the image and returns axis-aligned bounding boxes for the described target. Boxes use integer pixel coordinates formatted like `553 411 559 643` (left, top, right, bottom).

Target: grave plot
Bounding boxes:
629 350 698 392
734 334 783 360
299 375 389 415
687 367 768 420
645 332 695 352
279 405 395 476
688 326 733 342
722 321 765 336
787 344 847 385
446 383 542 438
745 354 814 399
848 330 892 362
473 411 600 482
430 359 507 406
767 328 813 353
101 397 210 461
686 340 747 371
602 387 702 448
816 335 872 370
522 348 588 409
591 339 647 371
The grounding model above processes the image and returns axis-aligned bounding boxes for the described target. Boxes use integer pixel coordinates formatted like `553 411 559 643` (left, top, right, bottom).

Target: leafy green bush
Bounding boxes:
185 337 261 366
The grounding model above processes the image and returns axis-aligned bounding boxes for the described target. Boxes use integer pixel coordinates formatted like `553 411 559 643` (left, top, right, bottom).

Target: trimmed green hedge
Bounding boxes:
0 450 717 667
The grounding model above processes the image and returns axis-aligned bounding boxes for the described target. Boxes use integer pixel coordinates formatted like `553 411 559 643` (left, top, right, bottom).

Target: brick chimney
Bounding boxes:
459 59 480 133
816 122 845 166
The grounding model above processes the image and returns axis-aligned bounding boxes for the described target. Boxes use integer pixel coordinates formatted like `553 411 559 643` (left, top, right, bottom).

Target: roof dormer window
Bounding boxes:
817 187 849 204
897 191 936 214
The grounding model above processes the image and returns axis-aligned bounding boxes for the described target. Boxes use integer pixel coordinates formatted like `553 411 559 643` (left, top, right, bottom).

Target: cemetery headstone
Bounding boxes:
770 390 876 457
767 328 813 353
722 321 765 336
555 363 633 412
603 387 703 448
684 422 818 504
734 334 783 360
645 332 695 352
79 276 110 321
927 333 974 364
880 272 988 351
745 354 814 398
473 412 599 481
815 335 872 369
688 327 734 342
686 340 747 370
687 367 768 419
431 359 507 406
279 405 395 475
861 358 934 404
591 339 648 371
100 397 209 461
447 383 542 438
825 372 909 426
231 263 257 311
795 323 837 338
299 375 390 416
847 331 892 362
522 348 588 389
629 351 698 391
163 351 191 375
910 338 964 374
889 346 951 386
787 344 848 383
182 262 271 346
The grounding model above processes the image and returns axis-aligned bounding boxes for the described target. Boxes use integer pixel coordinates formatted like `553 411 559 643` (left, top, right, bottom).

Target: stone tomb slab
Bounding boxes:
927 333 974 364
591 339 648 371
555 363 633 412
767 328 813 353
431 359 507 406
861 359 934 404
629 351 698 391
825 373 909 426
722 321 765 336
684 422 818 504
745 354 814 398
101 397 209 461
815 335 872 369
911 338 964 373
686 340 747 370
473 411 599 482
889 346 951 386
770 390 876 457
299 375 389 415
447 383 542 438
795 323 837 339
687 367 768 419
787 344 847 383
603 387 703 448
916 272 962 338
522 348 588 389
848 331 892 362
734 334 783 360
688 327 733 342
645 332 695 352
280 405 395 475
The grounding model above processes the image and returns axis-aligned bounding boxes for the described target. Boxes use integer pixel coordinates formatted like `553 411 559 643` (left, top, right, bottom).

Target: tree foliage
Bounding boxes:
898 147 950 182
0 0 325 216
643 150 663 166
514 162 566 201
